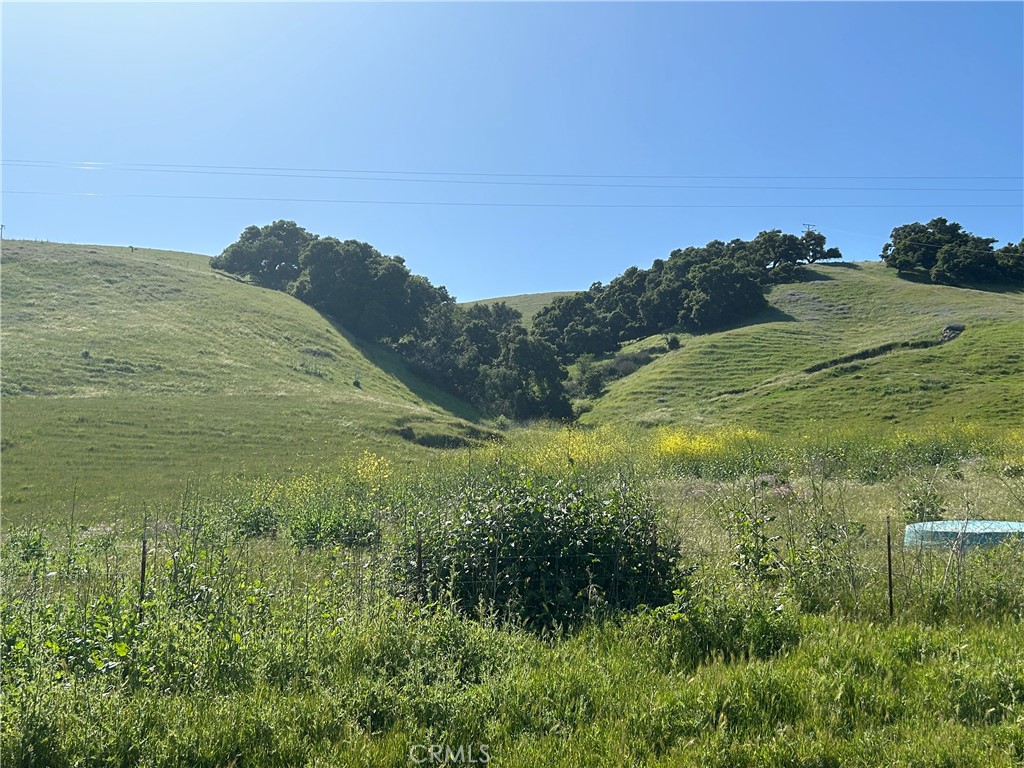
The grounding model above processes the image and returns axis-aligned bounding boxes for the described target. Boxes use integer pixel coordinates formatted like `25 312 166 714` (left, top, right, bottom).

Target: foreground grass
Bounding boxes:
5 609 1022 768
3 426 1022 767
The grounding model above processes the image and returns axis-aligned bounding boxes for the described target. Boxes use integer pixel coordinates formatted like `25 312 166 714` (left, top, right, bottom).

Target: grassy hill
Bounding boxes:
580 261 1024 432
4 244 1021 521
461 291 577 327
0 241 489 522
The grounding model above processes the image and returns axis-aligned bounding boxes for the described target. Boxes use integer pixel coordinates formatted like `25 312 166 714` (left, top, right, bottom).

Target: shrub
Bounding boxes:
393 466 682 628
629 584 801 671
603 349 654 380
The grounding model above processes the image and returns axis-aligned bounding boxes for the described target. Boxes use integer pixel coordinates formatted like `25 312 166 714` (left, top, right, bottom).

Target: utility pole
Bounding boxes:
802 223 817 234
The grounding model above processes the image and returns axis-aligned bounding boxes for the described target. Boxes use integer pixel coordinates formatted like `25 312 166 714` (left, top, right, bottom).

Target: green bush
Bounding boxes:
393 467 682 628
627 583 801 671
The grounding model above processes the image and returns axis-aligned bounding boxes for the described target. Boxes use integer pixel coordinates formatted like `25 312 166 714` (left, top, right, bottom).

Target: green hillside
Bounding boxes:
0 241 487 521
4 245 1021 521
581 261 1024 432
461 291 577 328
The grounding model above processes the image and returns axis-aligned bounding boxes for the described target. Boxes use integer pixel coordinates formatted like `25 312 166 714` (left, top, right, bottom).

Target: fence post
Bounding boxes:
138 535 148 626
416 528 424 602
650 521 660 595
886 516 894 619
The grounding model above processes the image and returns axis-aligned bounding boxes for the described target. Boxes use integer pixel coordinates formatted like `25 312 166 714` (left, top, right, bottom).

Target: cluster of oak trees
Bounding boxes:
881 217 1023 286
211 222 570 419
211 221 844 419
533 229 840 360
207 218 1023 420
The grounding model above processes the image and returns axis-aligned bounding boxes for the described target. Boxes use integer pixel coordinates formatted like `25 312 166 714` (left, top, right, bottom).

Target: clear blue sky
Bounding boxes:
3 2 1022 300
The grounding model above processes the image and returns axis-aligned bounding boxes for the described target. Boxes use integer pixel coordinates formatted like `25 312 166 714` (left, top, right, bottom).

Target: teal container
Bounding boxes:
904 520 1024 549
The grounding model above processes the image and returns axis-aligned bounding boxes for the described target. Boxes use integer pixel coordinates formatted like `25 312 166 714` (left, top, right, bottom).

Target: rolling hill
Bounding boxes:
460 291 577 328
3 243 1021 521
0 240 490 521
578 261 1024 432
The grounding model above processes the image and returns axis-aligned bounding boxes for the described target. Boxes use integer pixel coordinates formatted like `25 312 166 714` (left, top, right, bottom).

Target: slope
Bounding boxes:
461 291 577 329
0 241 488 521
579 261 1023 432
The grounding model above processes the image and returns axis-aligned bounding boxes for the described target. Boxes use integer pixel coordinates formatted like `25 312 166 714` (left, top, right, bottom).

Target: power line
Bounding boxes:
5 190 1021 210
6 158 1022 183
4 161 1020 192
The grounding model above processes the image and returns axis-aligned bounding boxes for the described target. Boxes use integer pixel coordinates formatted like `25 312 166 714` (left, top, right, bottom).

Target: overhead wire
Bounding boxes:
4 159 1022 184
6 162 1022 192
6 159 1021 214
5 190 1021 210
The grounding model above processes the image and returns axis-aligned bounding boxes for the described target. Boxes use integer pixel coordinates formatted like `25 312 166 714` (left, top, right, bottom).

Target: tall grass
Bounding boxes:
3 424 1023 766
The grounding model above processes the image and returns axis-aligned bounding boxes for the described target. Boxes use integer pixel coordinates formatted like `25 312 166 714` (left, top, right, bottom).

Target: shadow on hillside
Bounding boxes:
789 268 835 282
962 281 1024 295
894 271 1024 295
819 261 862 270
211 270 252 285
322 316 483 423
692 305 797 336
750 305 798 325
893 271 933 286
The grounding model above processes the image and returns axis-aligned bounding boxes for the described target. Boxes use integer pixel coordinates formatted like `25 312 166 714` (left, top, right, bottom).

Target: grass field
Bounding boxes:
3 426 1022 767
4 244 1021 520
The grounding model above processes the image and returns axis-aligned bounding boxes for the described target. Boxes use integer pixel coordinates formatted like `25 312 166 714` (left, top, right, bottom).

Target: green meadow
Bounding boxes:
462 291 576 329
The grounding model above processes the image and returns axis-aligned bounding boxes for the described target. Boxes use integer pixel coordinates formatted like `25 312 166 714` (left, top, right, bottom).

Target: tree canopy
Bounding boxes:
880 218 1023 286
209 220 314 290
532 229 841 360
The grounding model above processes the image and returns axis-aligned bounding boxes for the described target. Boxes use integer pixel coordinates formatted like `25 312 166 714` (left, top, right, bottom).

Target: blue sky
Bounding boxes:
3 2 1022 300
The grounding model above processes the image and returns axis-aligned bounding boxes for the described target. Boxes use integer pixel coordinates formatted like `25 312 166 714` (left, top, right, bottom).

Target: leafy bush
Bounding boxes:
4 529 46 563
393 466 682 628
